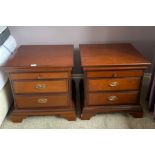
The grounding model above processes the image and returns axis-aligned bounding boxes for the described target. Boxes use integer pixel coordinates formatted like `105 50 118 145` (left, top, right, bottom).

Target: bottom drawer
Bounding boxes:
15 94 69 108
88 91 139 106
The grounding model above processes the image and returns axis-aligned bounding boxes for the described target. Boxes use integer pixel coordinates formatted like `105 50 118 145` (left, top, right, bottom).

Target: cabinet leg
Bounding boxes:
81 113 95 120
129 111 143 118
60 113 76 121
10 115 26 123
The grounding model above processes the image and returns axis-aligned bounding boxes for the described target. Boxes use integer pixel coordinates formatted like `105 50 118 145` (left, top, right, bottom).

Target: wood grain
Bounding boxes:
2 45 76 122
3 45 74 68
80 43 151 67
15 94 69 108
87 70 143 78
80 43 150 120
81 105 143 120
88 91 139 105
88 78 141 92
10 72 69 80
13 80 68 94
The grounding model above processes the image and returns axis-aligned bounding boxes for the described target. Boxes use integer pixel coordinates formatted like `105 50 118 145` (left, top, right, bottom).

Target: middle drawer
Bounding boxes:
88 77 141 92
13 80 68 94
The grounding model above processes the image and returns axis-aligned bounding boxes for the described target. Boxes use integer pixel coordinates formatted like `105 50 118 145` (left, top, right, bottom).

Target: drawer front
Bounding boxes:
10 72 69 80
88 91 139 105
13 80 68 94
87 70 143 78
88 78 141 92
15 94 69 108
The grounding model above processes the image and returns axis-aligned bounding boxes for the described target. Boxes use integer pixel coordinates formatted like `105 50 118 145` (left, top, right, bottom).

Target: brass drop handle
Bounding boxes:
35 84 46 89
107 96 118 101
109 81 119 87
37 98 48 104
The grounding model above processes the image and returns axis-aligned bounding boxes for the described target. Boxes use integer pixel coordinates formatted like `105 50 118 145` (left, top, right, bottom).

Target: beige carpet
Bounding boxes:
1 75 155 129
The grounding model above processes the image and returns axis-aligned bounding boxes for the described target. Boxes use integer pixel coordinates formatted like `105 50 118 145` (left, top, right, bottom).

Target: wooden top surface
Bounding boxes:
80 43 151 67
3 45 74 68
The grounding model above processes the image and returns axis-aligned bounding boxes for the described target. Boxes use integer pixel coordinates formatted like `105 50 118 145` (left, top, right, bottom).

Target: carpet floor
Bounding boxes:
1 76 155 129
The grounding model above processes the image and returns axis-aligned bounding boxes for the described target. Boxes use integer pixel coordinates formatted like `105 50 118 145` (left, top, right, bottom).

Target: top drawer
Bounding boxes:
10 72 69 80
87 70 143 78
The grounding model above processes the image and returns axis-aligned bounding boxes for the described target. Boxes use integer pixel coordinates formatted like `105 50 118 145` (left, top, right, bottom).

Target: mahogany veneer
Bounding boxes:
80 43 151 120
2 45 76 122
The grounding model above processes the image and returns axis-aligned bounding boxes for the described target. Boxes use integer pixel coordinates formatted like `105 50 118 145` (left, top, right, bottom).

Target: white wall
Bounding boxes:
9 26 155 73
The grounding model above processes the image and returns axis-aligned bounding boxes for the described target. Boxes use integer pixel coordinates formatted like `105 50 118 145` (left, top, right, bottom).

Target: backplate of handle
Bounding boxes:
109 81 119 87
35 84 46 89
37 98 48 104
107 96 118 101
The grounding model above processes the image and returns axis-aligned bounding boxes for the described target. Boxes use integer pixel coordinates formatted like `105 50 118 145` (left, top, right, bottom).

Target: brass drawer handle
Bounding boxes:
35 84 46 89
107 96 118 101
109 81 119 87
37 98 48 104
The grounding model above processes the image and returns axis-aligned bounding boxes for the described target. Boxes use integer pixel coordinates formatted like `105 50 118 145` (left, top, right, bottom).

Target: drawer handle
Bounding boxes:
109 81 119 87
107 96 118 101
35 84 46 89
37 98 48 104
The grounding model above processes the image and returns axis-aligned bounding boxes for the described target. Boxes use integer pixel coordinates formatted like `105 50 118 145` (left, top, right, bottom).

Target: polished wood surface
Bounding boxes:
3 45 74 68
80 43 151 67
10 72 69 80
2 45 76 122
13 80 68 94
10 110 76 122
15 94 69 108
80 43 150 119
87 70 144 78
88 78 141 92
83 66 149 71
81 105 143 120
88 91 139 105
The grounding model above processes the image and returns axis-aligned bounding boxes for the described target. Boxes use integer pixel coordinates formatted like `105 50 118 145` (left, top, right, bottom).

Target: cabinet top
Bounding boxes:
80 43 151 67
3 45 74 68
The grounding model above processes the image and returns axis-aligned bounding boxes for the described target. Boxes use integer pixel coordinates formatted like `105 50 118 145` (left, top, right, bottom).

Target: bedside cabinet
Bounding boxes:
80 43 151 120
2 45 76 122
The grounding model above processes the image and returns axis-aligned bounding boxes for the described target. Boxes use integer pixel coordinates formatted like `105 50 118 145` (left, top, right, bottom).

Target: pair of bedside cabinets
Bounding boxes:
2 44 150 122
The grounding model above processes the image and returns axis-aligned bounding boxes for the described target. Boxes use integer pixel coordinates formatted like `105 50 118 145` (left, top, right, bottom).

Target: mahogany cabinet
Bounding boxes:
2 45 76 122
80 43 151 120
